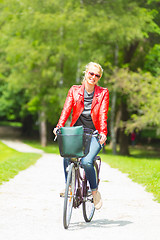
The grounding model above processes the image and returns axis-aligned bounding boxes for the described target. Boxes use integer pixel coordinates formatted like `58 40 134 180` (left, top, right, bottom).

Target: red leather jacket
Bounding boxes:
57 84 109 136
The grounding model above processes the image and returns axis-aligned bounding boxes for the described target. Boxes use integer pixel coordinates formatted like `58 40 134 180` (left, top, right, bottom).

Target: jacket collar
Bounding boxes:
77 84 100 109
78 83 85 96
94 85 100 97
78 84 99 97
91 85 100 109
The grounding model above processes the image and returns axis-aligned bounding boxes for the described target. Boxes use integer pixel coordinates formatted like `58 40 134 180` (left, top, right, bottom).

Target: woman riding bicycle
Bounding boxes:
54 62 109 210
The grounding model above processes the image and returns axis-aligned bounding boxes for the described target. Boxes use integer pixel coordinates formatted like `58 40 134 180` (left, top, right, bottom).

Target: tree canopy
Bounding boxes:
0 0 160 151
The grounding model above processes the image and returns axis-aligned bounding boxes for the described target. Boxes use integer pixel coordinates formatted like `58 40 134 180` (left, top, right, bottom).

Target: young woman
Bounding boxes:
54 62 109 210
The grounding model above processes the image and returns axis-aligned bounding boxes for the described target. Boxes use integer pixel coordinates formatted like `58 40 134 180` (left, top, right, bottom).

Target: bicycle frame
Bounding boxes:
63 156 101 229
71 156 101 208
67 159 83 208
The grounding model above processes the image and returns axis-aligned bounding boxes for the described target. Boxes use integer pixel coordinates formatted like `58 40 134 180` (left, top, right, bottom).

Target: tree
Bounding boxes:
107 68 160 144
0 0 160 151
0 0 75 145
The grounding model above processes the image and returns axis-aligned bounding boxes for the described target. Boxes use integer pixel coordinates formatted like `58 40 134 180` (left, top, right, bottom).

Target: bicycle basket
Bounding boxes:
57 126 92 158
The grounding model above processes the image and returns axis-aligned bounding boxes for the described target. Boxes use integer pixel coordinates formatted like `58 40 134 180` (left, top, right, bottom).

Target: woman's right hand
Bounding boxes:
53 127 58 136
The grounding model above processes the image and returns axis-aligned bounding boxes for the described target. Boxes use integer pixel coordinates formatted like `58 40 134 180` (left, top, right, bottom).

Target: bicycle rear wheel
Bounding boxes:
63 162 75 229
82 161 99 222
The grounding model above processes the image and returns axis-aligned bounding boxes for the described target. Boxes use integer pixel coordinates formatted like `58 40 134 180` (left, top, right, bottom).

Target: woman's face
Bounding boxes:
85 66 101 86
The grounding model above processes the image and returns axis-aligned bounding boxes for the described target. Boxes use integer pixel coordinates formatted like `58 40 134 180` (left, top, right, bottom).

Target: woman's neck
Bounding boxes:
84 82 95 94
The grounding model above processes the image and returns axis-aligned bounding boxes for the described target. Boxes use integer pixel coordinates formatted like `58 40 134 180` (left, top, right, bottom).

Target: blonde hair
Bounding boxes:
82 62 103 83
85 62 103 75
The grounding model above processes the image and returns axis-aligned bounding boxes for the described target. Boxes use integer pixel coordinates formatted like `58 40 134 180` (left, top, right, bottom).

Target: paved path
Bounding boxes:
0 139 160 240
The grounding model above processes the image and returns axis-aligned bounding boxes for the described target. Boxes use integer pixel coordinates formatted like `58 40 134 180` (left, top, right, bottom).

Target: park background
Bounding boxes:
0 1 160 201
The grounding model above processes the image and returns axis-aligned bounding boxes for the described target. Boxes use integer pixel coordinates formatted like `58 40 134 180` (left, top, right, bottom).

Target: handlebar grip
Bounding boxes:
54 135 57 141
92 130 101 138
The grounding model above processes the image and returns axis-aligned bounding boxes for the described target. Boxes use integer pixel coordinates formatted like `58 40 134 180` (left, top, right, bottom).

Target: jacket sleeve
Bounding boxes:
99 89 109 136
56 86 74 128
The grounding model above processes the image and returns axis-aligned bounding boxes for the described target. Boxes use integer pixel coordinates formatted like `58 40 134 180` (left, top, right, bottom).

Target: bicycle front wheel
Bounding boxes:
82 161 99 222
63 162 75 229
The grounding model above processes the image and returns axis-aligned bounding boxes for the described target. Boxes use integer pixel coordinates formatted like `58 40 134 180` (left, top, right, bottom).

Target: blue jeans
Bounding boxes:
63 136 102 191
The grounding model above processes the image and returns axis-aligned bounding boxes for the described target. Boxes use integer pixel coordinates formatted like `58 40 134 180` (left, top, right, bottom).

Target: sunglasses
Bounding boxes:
88 72 101 78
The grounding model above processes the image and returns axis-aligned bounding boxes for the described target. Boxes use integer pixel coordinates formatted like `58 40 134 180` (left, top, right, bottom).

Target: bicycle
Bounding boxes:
55 126 101 229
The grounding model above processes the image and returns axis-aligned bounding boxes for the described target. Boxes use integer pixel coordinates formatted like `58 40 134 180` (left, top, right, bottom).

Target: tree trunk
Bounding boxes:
39 111 47 147
119 100 130 155
22 114 34 137
59 25 64 86
118 42 139 155
110 88 117 155
110 44 119 155
119 128 129 155
124 41 139 64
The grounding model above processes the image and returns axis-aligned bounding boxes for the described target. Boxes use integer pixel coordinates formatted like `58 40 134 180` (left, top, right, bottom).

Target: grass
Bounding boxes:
0 141 41 184
100 146 160 203
23 140 160 203
22 139 59 154
0 121 22 127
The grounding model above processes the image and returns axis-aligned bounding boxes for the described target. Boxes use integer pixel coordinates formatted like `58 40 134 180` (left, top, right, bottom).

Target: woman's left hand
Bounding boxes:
99 133 107 145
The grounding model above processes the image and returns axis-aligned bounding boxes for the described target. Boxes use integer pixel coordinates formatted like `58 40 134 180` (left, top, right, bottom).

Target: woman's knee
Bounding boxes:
81 158 92 169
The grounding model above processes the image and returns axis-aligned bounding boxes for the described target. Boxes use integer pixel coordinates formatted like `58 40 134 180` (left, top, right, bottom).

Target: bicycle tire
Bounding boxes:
63 162 75 229
82 161 99 222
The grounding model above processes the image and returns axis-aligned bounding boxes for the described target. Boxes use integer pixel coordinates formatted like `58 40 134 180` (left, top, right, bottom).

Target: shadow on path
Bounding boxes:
69 218 132 231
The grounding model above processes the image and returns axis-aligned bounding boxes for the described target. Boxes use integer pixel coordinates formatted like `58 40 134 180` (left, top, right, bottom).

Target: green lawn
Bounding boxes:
0 141 41 184
0 121 22 127
99 146 160 203
22 139 59 154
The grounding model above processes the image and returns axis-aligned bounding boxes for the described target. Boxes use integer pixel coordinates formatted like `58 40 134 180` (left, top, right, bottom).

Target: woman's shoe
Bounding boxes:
93 190 102 210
